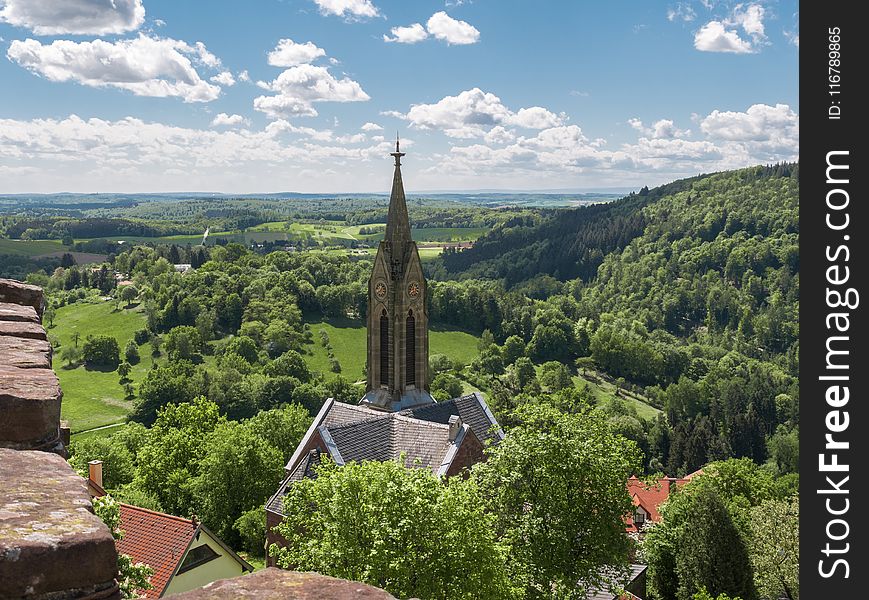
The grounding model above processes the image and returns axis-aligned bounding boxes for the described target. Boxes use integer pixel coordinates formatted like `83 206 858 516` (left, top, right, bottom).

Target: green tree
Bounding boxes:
120 285 138 307
69 437 135 489
234 506 267 556
164 325 204 361
44 305 56 328
124 340 140 364
473 403 641 599
131 361 198 426
749 497 798 600
193 421 283 545
92 495 153 599
264 350 312 382
431 372 464 402
82 335 120 368
501 335 526 365
270 460 517 600
60 344 82 367
72 330 81 347
538 361 573 392
117 361 132 383
135 397 224 516
224 335 260 364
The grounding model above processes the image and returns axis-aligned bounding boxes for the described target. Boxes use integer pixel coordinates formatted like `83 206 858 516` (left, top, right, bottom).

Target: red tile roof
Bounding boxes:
624 470 701 533
116 504 197 599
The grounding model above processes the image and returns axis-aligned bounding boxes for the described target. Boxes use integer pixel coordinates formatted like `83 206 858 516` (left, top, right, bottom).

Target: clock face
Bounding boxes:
375 281 387 299
407 281 420 299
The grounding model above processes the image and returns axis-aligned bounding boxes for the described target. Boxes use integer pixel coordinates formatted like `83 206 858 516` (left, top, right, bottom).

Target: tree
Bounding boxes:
135 397 224 515
431 372 464 402
69 437 135 489
117 361 132 383
92 495 153 599
264 350 312 382
193 422 284 545
44 305 56 328
501 335 526 365
82 335 120 368
224 335 259 364
538 361 573 392
749 497 798 600
60 345 82 367
270 460 517 600
120 285 138 307
234 506 267 556
72 331 81 347
131 361 198 426
164 325 204 361
124 340 140 364
473 403 641 599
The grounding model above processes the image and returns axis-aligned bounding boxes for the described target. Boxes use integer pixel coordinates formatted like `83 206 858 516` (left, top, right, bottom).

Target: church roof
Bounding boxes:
406 393 505 446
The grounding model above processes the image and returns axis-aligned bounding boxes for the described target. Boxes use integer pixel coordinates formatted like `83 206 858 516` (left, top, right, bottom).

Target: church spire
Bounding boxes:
385 135 411 250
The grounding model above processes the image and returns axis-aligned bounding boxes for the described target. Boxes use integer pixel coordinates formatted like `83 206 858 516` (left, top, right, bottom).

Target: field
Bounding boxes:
0 238 65 256
302 317 482 383
572 371 661 420
51 300 154 434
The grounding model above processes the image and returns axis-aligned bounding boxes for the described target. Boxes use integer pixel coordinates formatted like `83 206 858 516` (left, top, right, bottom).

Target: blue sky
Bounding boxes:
0 0 799 193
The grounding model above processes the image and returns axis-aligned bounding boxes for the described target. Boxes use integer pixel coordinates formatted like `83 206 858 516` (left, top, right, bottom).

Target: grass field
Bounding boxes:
572 371 661 420
303 317 481 382
51 300 154 433
0 238 65 256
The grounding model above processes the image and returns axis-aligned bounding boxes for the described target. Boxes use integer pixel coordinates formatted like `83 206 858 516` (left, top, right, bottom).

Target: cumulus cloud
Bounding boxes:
211 113 248 127
254 64 370 119
238 70 251 82
361 122 383 131
210 71 236 86
700 103 798 143
0 0 144 35
667 3 696 22
401 88 562 139
312 0 380 20
628 117 689 139
7 35 223 102
694 21 753 53
426 11 480 45
383 23 429 44
693 3 767 53
268 39 326 67
0 113 402 192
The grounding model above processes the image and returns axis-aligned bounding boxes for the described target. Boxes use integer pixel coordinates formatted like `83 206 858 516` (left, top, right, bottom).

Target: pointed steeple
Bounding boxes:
385 135 411 249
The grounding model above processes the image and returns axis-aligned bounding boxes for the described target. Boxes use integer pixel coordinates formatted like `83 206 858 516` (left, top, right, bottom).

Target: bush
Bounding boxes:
82 335 120 368
134 329 151 345
234 507 267 556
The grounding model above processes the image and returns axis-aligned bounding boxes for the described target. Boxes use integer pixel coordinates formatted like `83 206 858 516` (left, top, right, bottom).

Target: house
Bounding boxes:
86 461 253 597
265 140 503 561
624 470 702 534
173 264 193 273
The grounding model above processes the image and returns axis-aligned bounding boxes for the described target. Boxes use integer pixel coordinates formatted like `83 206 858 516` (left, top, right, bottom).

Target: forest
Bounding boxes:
8 163 799 599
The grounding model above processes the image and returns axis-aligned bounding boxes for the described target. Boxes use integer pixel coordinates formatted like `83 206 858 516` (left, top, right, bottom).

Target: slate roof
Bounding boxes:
584 563 647 600
406 393 504 446
116 505 197 599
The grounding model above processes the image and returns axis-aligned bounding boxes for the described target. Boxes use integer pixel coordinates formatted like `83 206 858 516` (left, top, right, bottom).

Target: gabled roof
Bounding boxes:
406 393 504 445
116 504 252 598
117 505 197 598
624 470 701 533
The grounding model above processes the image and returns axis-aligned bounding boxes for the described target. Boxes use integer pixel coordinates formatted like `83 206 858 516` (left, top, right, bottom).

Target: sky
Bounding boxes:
0 0 799 193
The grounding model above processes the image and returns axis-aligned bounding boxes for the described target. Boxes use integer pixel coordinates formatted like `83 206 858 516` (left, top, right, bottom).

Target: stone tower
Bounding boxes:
361 139 434 411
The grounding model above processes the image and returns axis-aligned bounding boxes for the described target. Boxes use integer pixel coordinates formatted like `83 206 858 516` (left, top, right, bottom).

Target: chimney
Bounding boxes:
448 415 463 442
88 460 103 488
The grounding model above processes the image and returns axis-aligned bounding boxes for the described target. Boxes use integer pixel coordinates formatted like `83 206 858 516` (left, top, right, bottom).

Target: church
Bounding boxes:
265 141 503 558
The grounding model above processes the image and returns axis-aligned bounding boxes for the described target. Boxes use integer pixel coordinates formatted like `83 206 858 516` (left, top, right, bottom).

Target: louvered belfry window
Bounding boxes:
380 310 389 387
406 310 416 386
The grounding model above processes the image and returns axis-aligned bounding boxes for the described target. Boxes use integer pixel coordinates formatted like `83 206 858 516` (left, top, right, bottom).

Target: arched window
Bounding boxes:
380 310 389 387
406 310 416 387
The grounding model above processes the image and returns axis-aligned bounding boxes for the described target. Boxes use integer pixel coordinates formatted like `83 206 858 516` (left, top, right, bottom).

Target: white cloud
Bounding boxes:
569 90 590 97
379 110 405 119
402 88 562 139
383 23 429 44
254 64 370 119
0 0 144 35
508 107 565 129
211 113 248 127
268 38 326 67
484 126 515 145
238 70 251 82
0 114 402 192
361 122 383 131
312 0 380 20
700 103 798 143
667 3 696 22
694 20 754 53
628 117 689 139
426 11 480 45
693 3 767 54
7 35 223 102
210 71 236 86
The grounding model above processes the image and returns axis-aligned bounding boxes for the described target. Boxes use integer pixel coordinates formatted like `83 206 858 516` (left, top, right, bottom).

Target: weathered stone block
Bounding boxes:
0 336 52 369
0 279 44 320
0 301 40 323
0 320 48 340
0 366 62 450
0 449 120 599
171 569 396 600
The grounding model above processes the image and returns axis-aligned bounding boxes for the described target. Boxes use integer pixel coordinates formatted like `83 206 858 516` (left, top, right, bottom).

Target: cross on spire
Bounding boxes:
390 133 405 167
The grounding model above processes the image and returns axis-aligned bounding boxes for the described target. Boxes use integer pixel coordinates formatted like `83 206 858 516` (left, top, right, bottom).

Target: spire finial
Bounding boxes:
390 132 405 166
